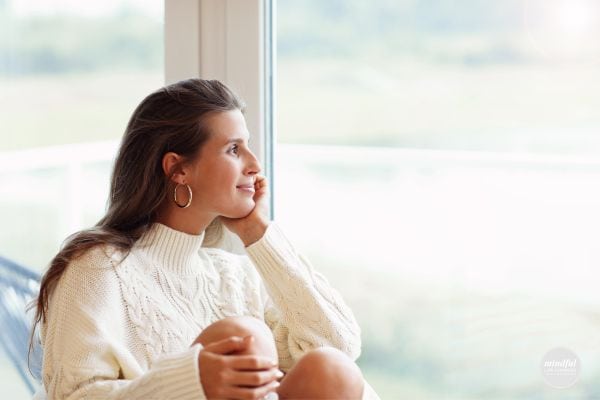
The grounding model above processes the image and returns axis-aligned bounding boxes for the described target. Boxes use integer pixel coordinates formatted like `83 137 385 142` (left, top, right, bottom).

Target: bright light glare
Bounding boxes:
525 0 600 62
554 0 596 35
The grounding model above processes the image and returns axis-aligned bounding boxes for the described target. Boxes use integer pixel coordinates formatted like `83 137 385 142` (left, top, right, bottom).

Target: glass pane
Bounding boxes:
0 0 163 396
276 1 600 398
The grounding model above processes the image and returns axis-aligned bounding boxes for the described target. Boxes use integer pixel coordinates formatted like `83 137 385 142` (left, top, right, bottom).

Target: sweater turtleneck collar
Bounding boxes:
135 223 206 275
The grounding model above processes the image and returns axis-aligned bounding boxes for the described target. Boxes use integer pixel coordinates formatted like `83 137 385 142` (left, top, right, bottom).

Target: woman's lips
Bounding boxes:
236 185 255 193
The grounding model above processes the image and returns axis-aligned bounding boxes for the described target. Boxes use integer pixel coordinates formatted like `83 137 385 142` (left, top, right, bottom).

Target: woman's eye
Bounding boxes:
229 144 239 155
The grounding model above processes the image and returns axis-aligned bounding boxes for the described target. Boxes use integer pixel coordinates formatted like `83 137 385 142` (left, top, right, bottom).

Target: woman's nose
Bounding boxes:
245 151 261 175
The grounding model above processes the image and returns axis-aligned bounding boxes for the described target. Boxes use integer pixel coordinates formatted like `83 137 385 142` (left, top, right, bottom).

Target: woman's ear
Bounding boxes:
162 152 188 184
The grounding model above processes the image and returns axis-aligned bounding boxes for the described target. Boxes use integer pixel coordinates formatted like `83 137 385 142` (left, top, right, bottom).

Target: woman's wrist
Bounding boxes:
240 218 269 247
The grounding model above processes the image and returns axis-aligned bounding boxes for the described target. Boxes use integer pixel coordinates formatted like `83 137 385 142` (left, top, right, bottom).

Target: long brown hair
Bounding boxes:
31 78 245 344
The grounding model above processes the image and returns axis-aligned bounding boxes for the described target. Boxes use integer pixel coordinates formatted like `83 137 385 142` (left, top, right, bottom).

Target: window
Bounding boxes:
0 0 163 396
275 0 600 397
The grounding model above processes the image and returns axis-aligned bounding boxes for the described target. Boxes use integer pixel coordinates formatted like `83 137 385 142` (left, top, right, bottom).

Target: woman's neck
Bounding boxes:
154 204 217 235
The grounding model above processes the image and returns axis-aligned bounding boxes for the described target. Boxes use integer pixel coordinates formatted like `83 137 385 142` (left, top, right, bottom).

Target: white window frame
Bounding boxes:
164 0 275 218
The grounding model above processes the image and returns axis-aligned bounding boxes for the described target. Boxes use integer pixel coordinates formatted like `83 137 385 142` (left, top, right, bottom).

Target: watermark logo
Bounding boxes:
540 347 580 389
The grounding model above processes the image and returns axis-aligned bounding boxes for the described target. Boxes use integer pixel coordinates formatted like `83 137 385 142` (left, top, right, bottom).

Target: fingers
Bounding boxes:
253 176 269 207
226 354 278 370
254 175 268 191
228 368 284 386
203 335 253 355
200 335 281 400
227 380 280 400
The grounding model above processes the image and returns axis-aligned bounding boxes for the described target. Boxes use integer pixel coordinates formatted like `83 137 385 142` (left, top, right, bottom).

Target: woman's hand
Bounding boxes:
222 175 270 246
198 335 282 400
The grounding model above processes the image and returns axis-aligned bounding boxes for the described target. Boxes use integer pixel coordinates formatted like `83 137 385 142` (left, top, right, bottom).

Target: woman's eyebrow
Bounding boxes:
225 137 250 145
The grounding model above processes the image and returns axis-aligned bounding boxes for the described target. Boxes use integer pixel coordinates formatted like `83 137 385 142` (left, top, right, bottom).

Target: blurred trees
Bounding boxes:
0 4 162 76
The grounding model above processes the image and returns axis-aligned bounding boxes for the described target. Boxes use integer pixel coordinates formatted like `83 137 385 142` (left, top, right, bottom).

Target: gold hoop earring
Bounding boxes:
174 184 192 208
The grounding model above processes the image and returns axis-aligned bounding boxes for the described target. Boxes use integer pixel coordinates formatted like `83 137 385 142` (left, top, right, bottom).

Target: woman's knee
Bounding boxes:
286 347 364 398
196 316 277 357
310 347 364 380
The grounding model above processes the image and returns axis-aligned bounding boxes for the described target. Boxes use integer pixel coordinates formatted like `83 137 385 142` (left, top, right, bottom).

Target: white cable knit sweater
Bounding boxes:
38 222 380 399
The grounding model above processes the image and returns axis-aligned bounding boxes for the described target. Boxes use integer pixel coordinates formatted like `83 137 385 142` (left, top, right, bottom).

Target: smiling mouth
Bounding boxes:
236 185 255 193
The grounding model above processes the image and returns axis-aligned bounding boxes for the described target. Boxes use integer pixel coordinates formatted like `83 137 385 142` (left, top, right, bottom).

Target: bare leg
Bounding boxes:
277 347 365 400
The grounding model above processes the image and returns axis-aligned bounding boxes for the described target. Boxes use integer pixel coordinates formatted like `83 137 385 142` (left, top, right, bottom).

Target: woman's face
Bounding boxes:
185 109 261 219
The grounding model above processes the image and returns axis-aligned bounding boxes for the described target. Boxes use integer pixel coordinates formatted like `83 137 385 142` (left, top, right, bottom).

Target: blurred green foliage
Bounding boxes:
0 0 538 78
0 3 162 75
277 0 531 65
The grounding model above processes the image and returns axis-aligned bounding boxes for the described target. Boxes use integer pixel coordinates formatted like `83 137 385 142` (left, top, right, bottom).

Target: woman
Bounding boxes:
32 79 380 399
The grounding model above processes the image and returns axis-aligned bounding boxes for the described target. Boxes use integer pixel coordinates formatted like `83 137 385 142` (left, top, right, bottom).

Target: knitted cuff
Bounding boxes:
154 343 206 400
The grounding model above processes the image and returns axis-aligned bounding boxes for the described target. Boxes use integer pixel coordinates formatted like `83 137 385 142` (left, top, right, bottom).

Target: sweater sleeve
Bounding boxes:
41 248 207 400
244 223 362 371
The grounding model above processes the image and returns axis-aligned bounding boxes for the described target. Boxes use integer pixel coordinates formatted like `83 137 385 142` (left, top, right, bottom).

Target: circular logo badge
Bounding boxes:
540 347 580 389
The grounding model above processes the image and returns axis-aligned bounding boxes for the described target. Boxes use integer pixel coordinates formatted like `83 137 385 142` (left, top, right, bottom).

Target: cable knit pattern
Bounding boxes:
38 222 379 400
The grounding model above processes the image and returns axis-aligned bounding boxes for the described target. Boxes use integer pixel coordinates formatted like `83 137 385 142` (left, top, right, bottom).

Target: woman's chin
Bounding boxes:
224 201 255 219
